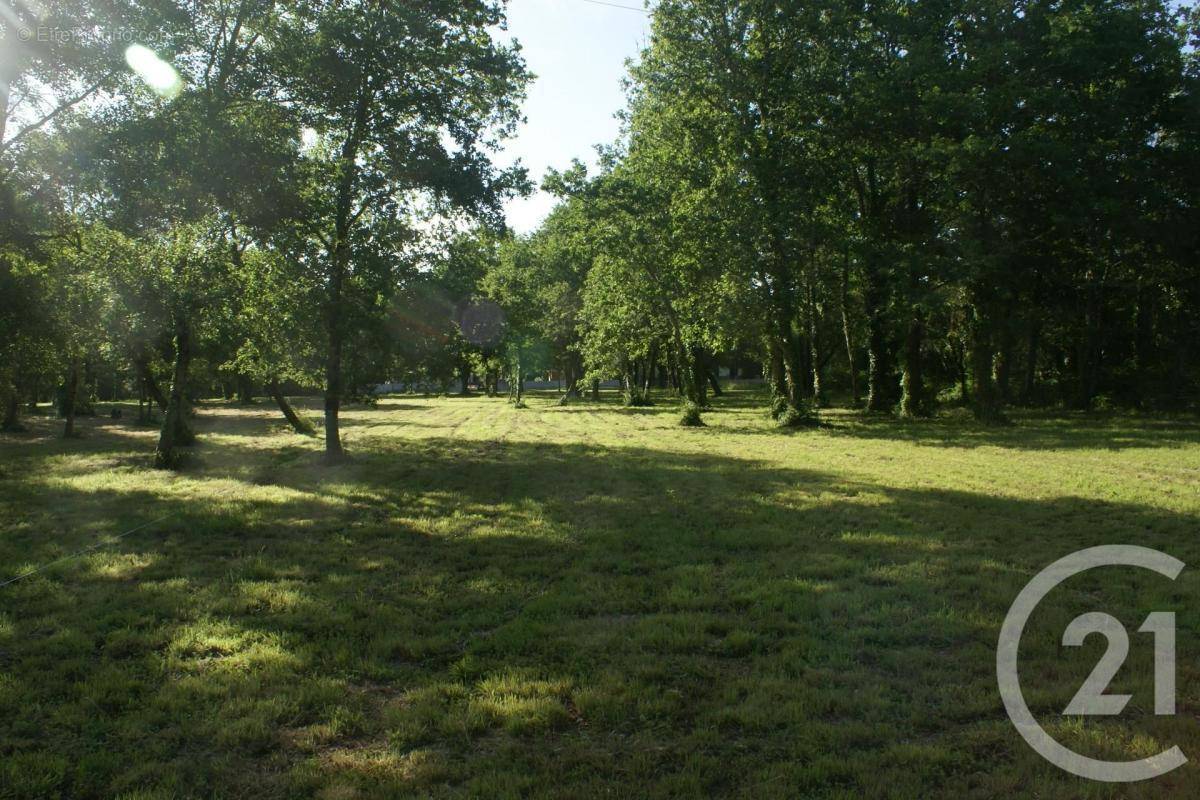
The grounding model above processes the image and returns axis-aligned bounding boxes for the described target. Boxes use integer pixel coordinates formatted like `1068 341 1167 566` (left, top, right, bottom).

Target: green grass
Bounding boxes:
2 389 1199 799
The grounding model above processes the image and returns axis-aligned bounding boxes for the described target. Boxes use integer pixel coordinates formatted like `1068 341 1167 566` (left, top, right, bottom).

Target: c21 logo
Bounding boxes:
996 545 1186 782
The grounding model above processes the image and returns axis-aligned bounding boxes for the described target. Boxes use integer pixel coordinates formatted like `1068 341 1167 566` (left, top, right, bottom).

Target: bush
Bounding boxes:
679 401 705 427
769 395 789 420
777 401 819 428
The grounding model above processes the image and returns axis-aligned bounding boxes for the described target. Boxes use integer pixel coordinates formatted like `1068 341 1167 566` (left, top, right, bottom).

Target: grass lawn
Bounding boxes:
2 389 1199 799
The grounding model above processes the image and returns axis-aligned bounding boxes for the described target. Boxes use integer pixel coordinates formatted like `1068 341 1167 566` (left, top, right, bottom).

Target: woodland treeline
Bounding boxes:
2 1 1199 465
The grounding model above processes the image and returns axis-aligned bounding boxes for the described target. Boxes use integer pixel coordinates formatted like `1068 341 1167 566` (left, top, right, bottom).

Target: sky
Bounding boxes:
496 0 653 234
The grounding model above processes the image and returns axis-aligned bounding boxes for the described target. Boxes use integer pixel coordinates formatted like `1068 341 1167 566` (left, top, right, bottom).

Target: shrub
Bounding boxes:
679 401 705 427
777 401 818 428
769 395 789 420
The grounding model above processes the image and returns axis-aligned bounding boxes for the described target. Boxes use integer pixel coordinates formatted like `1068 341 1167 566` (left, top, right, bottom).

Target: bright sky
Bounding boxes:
497 0 652 233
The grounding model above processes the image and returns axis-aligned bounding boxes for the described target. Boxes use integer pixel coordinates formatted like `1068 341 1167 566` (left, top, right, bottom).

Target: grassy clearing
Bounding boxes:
1 389 1199 799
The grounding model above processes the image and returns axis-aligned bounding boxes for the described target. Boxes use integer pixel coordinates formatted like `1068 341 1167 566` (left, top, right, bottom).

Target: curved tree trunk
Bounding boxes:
707 368 722 398
269 380 315 435
136 356 168 411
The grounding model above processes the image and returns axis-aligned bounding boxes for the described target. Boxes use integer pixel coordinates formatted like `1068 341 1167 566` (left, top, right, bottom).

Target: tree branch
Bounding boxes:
0 71 117 156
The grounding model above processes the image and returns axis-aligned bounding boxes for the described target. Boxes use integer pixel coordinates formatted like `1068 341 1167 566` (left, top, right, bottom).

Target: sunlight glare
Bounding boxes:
124 44 183 99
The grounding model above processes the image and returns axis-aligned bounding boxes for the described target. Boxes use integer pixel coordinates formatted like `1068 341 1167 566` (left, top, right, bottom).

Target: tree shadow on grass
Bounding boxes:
2 415 1200 798
817 407 1200 452
538 387 773 417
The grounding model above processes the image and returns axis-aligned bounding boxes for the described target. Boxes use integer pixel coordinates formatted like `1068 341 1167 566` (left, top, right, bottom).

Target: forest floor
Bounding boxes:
2 389 1200 799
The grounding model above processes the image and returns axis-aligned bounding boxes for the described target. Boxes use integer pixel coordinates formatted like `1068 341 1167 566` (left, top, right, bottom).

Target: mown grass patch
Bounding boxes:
1 390 1199 798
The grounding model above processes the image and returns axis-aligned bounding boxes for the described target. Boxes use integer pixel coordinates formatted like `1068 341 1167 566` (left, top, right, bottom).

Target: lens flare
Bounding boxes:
124 44 182 99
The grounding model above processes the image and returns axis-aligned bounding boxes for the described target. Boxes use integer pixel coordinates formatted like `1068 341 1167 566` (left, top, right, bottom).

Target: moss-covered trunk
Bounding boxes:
62 360 80 438
899 311 927 418
155 315 195 469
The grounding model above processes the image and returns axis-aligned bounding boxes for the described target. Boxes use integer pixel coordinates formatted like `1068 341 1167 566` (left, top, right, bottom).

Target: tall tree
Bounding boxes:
271 0 529 459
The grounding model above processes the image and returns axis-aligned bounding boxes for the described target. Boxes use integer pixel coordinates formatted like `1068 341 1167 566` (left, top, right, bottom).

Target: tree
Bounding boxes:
270 0 530 459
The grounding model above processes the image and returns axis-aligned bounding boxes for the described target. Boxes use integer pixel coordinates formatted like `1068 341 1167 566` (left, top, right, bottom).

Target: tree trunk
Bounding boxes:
567 352 583 398
970 308 1003 423
994 323 1013 404
2 383 20 431
864 270 895 413
899 311 927 418
0 77 9 152
765 337 785 403
269 380 315 435
1169 307 1189 409
707 369 722 398
237 374 255 404
1075 282 1103 411
1020 320 1040 405
1134 283 1156 408
459 360 472 395
779 336 802 408
62 360 80 438
155 314 194 468
138 376 149 423
955 337 969 405
809 298 823 407
137 356 168 411
840 262 860 408
323 232 349 460
324 324 344 459
693 348 708 408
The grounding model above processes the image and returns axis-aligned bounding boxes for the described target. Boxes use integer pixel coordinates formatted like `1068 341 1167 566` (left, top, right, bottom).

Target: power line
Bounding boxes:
0 483 241 590
575 0 650 14
0 512 174 589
